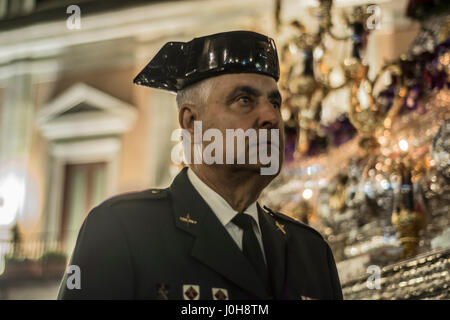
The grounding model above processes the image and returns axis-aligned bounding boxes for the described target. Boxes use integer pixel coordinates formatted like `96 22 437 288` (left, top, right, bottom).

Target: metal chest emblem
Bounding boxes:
156 283 170 300
212 288 229 300
275 220 286 235
179 213 197 225
183 284 200 300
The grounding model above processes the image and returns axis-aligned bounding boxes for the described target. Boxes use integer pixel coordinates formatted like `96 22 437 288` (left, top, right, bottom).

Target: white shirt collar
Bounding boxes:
187 167 260 228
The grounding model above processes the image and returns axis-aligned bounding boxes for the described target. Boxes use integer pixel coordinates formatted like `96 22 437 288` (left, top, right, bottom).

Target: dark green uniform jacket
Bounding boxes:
58 167 342 300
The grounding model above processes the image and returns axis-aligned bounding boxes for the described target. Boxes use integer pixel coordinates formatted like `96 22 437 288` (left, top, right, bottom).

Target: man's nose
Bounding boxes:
257 99 280 129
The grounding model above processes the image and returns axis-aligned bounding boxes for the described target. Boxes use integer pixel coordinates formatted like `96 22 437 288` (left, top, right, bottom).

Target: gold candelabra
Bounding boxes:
276 0 408 156
391 159 427 259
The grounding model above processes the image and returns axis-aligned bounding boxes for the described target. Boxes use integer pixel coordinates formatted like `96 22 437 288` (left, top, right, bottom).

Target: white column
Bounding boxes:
0 68 35 228
43 156 65 238
0 72 34 163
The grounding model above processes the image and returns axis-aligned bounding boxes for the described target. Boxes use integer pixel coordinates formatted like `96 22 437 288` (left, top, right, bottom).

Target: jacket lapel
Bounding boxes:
169 167 270 299
257 204 288 299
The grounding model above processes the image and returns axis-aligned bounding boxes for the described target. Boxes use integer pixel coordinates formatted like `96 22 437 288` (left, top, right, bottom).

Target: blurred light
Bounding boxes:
302 188 313 200
364 182 373 195
318 178 328 187
381 179 390 190
0 174 24 226
281 108 291 121
289 43 298 55
399 139 409 152
313 46 324 60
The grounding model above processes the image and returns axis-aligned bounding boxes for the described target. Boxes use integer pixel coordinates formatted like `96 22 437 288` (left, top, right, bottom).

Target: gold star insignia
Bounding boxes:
275 220 286 235
179 213 197 225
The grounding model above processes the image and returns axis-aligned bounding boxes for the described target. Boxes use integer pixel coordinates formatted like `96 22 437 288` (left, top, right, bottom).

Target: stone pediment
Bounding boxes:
37 83 137 140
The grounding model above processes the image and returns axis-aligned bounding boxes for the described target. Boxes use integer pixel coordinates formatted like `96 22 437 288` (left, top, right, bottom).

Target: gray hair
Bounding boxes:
176 77 216 111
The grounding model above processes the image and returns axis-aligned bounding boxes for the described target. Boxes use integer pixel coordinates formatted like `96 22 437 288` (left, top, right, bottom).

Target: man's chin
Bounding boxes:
228 163 282 177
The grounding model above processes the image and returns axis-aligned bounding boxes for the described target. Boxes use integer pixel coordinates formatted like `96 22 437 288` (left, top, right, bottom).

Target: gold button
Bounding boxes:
152 190 159 194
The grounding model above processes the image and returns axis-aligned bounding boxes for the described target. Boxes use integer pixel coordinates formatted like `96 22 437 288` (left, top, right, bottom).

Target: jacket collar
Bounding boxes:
169 167 288 299
257 203 289 299
186 167 260 230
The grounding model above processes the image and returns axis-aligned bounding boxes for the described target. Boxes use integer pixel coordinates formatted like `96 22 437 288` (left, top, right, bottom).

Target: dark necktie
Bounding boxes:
232 213 270 290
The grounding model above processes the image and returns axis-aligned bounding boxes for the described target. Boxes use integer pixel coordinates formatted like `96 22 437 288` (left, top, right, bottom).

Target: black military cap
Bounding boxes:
133 30 280 93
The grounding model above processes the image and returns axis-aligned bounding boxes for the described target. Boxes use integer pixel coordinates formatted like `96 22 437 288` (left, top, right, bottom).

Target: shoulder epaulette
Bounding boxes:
263 205 324 240
102 188 168 207
145 188 169 199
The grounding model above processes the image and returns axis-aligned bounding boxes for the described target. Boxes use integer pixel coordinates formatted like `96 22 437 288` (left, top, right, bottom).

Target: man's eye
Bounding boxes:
238 96 251 104
272 101 281 109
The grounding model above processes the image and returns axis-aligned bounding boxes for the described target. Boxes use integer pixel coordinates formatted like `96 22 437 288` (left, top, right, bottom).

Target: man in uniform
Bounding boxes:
58 31 342 300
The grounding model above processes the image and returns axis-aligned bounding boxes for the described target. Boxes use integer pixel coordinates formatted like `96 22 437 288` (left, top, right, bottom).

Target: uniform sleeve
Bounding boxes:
57 205 135 299
325 242 343 300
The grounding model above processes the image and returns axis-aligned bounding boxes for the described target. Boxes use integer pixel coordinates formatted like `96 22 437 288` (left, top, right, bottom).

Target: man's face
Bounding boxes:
198 73 285 175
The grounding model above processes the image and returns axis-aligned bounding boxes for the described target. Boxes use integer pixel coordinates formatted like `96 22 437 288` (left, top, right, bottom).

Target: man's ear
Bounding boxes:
179 104 199 135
